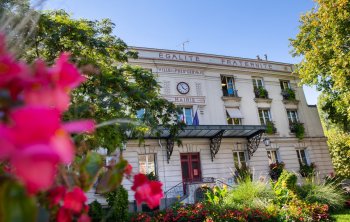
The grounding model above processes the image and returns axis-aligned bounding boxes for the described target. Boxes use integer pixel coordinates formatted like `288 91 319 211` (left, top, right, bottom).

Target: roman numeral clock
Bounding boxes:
177 82 190 94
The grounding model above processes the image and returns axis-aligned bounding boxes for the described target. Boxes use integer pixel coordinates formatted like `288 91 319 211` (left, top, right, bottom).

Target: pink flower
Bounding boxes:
51 53 86 90
78 214 91 222
57 207 72 222
63 187 87 213
0 124 15 159
48 186 67 206
11 145 60 194
131 173 163 209
124 163 133 177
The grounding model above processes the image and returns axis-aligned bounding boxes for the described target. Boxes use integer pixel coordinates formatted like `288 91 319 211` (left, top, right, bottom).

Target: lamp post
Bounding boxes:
263 137 271 146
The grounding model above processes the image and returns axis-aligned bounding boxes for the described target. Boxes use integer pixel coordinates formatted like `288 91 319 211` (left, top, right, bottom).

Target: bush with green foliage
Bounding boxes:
205 185 228 206
296 181 345 211
105 186 129 222
223 179 275 210
272 170 298 205
146 172 158 181
88 200 103 222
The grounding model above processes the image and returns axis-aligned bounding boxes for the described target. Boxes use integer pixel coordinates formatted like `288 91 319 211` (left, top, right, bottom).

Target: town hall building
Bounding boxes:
89 47 334 210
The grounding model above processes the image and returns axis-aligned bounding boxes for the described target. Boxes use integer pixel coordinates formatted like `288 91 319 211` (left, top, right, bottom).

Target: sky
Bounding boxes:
40 0 319 105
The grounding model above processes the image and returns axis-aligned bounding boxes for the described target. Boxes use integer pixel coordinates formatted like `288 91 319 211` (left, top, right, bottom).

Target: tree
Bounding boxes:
21 10 182 154
290 0 350 130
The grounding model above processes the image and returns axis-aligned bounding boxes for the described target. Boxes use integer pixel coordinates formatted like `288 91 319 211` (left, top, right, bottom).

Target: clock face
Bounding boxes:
177 82 190 94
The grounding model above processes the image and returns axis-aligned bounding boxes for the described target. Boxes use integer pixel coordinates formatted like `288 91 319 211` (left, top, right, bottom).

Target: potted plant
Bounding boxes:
281 88 296 100
299 162 316 177
266 121 277 134
254 86 269 99
269 162 285 181
289 122 305 140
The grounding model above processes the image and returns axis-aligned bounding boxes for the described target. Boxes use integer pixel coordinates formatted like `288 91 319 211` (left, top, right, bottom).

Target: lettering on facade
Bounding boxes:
157 67 204 75
137 50 293 72
162 95 206 105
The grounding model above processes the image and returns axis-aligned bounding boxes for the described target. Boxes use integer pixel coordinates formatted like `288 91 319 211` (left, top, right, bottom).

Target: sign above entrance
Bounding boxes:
162 95 206 105
134 48 293 73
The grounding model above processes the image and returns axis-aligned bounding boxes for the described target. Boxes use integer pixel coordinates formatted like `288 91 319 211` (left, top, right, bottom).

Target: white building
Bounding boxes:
91 47 334 210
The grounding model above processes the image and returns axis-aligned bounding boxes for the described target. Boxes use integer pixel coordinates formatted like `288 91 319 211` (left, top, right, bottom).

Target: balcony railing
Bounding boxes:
254 86 269 99
281 88 296 100
222 88 239 97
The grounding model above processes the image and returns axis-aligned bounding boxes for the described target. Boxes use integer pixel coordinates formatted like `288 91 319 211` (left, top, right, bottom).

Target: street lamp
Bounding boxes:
263 137 271 146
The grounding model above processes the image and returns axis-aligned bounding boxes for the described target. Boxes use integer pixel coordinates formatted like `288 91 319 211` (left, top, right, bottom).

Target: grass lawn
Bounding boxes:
332 209 350 222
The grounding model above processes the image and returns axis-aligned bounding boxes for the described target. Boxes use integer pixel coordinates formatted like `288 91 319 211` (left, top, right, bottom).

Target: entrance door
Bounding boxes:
180 153 202 183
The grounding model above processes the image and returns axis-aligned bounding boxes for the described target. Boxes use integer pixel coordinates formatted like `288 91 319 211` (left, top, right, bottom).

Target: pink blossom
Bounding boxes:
63 187 87 213
48 186 67 206
0 124 14 159
57 207 72 222
51 53 86 90
124 163 132 177
11 145 60 194
78 214 91 222
131 173 163 209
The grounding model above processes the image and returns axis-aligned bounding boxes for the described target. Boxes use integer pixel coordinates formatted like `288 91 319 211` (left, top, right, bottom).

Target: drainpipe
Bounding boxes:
158 139 167 209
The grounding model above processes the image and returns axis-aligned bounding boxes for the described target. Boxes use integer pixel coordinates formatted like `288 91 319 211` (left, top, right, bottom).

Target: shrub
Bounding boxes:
146 172 158 181
205 185 227 206
105 186 129 222
269 162 285 181
272 170 298 205
296 181 346 211
223 179 274 210
299 163 316 178
88 200 103 222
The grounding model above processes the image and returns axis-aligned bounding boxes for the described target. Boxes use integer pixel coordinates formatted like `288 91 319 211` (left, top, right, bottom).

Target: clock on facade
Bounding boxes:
177 82 190 94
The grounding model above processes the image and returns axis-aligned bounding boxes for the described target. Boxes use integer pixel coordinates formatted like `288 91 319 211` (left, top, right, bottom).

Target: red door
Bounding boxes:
180 153 202 183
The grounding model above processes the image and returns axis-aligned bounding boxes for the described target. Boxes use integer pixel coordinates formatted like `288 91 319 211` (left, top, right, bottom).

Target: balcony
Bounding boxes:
221 89 241 104
254 86 269 99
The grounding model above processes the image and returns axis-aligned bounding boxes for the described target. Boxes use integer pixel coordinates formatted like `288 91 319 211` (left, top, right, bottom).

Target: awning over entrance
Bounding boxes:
142 125 266 163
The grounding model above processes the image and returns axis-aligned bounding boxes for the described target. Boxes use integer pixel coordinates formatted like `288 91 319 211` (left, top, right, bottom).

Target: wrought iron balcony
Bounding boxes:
281 88 296 100
254 86 269 99
222 88 238 97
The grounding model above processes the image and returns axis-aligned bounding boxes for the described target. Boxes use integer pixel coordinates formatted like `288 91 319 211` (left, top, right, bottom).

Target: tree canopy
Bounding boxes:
20 10 182 153
291 0 350 130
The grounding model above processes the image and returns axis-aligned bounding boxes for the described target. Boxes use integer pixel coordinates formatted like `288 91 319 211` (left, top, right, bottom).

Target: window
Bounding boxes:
296 149 309 166
233 151 246 168
280 80 291 90
139 154 157 175
258 109 272 125
221 76 237 97
252 77 264 89
226 108 243 125
267 150 280 164
178 107 193 125
287 110 299 123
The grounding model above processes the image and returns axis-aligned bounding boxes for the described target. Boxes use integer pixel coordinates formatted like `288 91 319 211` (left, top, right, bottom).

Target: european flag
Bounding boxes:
192 110 199 125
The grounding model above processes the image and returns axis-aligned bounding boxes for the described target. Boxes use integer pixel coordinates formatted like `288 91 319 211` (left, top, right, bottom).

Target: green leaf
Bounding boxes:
96 158 128 193
79 152 104 191
0 179 37 222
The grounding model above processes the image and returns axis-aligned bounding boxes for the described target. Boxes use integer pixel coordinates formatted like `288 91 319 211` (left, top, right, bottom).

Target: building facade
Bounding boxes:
89 47 334 209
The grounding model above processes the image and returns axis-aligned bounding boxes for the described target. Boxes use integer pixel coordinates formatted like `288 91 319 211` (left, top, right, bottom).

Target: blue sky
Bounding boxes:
41 0 319 104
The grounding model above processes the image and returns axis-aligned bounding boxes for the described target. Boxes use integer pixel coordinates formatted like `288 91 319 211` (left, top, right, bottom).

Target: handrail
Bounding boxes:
164 181 188 209
215 179 234 189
